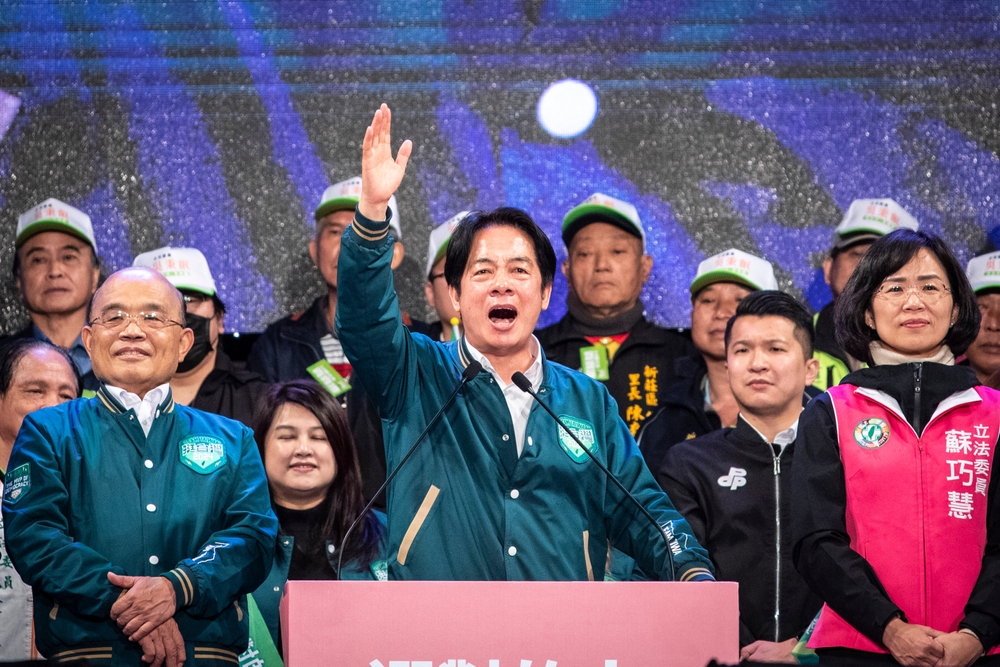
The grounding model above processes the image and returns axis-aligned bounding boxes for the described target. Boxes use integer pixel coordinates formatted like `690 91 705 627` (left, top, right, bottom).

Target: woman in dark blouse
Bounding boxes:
248 380 386 661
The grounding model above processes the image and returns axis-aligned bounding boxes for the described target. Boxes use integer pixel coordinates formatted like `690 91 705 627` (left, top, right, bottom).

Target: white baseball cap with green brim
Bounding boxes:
16 198 98 252
426 211 470 278
133 246 217 296
315 176 401 240
690 248 778 295
562 193 645 249
832 198 919 251
966 251 1000 294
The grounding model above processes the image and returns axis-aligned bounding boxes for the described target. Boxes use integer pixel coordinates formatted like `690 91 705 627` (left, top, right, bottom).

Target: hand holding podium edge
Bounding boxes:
359 103 412 222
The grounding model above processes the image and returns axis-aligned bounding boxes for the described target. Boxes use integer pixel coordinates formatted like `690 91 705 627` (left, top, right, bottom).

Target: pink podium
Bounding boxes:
281 580 739 667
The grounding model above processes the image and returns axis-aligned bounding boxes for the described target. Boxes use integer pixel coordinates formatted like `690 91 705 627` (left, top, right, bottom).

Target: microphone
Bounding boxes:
510 371 677 581
336 359 483 578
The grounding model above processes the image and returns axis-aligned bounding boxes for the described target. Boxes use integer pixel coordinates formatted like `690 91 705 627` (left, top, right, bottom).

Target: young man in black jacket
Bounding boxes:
658 291 822 662
638 248 779 477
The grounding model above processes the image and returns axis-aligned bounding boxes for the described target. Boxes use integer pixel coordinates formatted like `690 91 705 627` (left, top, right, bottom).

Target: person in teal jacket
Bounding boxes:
2 268 277 667
335 105 714 583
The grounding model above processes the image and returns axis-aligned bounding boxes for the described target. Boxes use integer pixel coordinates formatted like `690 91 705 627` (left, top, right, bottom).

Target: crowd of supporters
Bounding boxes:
0 106 998 667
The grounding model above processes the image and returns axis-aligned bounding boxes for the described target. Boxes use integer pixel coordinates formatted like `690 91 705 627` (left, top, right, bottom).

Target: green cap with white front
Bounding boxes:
133 246 217 296
562 193 644 249
967 251 1000 294
426 210 470 278
315 176 401 240
16 198 98 252
690 248 778 295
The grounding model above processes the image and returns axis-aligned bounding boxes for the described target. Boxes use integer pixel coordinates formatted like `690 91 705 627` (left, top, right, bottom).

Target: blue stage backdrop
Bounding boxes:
2 1 999 334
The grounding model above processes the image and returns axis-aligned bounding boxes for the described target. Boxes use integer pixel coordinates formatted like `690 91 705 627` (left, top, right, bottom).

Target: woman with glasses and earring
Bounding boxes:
791 229 1000 666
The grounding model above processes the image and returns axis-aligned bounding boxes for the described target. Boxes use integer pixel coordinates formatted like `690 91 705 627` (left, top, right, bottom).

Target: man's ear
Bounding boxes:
822 256 833 286
177 327 195 362
425 280 436 310
390 241 405 270
308 237 318 267
82 325 94 357
639 253 654 284
449 283 461 314
541 283 552 311
804 356 820 387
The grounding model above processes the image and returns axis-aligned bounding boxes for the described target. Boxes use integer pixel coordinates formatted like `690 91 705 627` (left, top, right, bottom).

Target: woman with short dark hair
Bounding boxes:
248 380 387 663
792 229 1000 666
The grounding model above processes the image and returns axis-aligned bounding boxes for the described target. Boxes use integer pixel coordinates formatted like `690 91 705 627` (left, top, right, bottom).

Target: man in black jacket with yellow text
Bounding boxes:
536 193 694 437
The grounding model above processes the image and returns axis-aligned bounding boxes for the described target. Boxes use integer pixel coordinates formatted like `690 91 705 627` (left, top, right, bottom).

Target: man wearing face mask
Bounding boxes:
133 247 268 427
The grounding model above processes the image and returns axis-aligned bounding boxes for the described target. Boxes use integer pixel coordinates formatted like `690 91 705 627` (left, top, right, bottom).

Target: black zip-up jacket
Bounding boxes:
189 348 269 428
792 362 1000 651
535 312 694 429
660 416 823 647
639 355 820 489
637 354 721 483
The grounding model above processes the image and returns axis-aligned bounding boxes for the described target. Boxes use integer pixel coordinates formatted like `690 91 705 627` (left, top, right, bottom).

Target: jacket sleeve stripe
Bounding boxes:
351 214 389 242
679 567 714 581
397 485 440 566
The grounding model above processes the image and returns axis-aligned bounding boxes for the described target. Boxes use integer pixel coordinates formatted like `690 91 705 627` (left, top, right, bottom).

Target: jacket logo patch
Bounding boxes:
179 435 227 474
854 418 890 449
3 463 30 504
557 415 598 463
717 467 747 490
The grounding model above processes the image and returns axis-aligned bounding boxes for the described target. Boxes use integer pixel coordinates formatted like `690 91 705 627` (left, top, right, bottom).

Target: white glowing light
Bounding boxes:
537 79 598 139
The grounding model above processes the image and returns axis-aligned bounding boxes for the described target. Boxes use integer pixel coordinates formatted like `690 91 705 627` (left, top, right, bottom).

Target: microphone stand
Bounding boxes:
335 360 483 578
511 371 677 581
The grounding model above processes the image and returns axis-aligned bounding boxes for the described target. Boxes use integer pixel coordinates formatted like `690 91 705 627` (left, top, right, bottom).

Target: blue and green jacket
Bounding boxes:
335 208 714 582
2 386 278 665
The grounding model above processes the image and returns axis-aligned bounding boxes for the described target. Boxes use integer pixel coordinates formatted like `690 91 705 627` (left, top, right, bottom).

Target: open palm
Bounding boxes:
359 103 412 220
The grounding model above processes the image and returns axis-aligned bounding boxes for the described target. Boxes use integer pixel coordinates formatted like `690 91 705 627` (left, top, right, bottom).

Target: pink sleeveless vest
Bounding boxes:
808 384 1000 653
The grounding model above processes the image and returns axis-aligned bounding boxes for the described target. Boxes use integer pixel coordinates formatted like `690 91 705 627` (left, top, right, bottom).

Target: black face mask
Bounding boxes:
176 313 214 373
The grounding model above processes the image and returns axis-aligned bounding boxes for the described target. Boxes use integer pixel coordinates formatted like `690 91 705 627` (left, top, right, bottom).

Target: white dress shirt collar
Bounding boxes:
465 336 544 457
104 383 170 437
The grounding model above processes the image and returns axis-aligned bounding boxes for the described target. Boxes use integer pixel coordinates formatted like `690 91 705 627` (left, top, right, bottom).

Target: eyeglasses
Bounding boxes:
90 311 185 331
429 272 446 282
875 281 952 304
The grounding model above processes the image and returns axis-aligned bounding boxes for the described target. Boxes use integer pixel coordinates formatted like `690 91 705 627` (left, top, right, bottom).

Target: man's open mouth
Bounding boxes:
489 306 517 324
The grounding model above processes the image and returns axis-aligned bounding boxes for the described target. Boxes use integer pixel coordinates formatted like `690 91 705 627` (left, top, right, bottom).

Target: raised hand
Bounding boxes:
359 103 412 221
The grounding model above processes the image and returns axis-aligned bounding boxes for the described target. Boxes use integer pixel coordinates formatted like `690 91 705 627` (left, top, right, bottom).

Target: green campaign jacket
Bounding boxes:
335 210 714 583
2 387 278 665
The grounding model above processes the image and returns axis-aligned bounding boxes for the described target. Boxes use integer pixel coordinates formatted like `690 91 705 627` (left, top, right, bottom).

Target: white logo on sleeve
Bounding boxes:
718 467 747 490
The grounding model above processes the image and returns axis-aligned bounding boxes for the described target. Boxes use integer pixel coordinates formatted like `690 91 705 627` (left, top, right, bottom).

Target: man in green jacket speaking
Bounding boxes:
2 267 277 667
336 105 713 582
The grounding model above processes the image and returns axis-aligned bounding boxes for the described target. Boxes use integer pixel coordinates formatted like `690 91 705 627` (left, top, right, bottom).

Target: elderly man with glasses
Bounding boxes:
2 267 277 667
